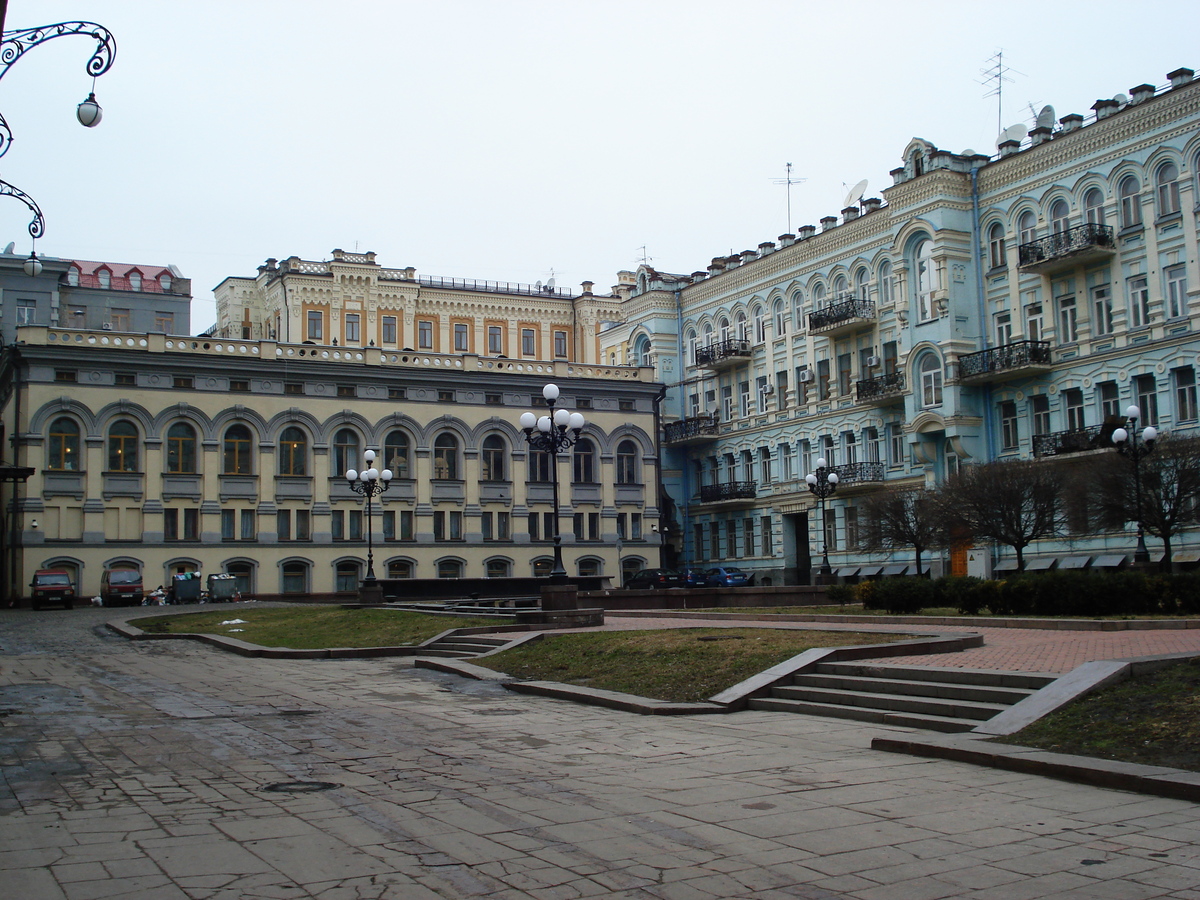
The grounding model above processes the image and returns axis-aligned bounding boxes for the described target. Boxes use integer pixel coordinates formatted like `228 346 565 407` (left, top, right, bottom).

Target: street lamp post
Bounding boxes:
1111 404 1157 565
805 457 839 582
345 449 392 594
519 383 585 585
0 18 116 252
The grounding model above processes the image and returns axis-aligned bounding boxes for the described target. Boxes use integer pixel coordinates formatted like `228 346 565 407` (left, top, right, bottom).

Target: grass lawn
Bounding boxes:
993 658 1200 772
130 607 499 649
690 605 1191 619
472 627 908 702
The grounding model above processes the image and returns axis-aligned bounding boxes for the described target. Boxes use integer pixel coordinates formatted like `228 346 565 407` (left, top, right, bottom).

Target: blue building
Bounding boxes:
609 66 1200 583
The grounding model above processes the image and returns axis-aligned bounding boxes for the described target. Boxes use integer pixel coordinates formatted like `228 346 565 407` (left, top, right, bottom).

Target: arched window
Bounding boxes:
384 430 410 478
223 424 253 474
854 268 870 301
281 560 308 594
335 560 361 592
616 440 639 485
914 239 937 322
877 262 893 305
572 438 596 483
1018 210 1037 245
735 312 748 341
987 223 1006 268
387 560 413 579
332 428 360 476
48 417 80 471
532 557 553 577
128 270 142 291
1050 198 1070 236
636 336 652 366
433 433 459 479
226 561 254 595
1084 188 1105 225
278 427 308 476
621 557 643 585
98 269 111 289
67 266 80 287
718 317 730 342
791 290 804 328
437 559 463 579
481 435 506 481
773 299 787 336
578 558 601 577
485 558 511 578
920 354 943 407
159 273 172 291
107 420 139 472
1119 175 1142 228
753 305 766 343
1156 161 1180 216
833 275 848 299
166 422 197 474
812 283 826 308
687 329 698 364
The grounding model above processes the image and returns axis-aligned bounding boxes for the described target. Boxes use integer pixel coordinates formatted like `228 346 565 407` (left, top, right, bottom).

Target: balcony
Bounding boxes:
959 340 1052 384
663 413 720 446
830 461 886 494
1032 424 1115 459
809 296 876 337
699 481 757 504
856 371 904 406
695 338 751 371
1018 223 1116 275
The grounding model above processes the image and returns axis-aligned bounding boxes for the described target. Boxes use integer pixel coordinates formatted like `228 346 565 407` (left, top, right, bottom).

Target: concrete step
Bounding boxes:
768 684 1009 721
748 696 979 733
817 662 1056 691
413 648 473 658
792 672 1034 705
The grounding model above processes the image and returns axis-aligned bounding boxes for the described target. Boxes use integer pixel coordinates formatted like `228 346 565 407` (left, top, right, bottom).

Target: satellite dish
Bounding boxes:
546 277 555 289
3 242 14 254
1114 92 1128 108
1006 123 1028 143
843 179 868 207
1035 105 1056 129
535 280 542 290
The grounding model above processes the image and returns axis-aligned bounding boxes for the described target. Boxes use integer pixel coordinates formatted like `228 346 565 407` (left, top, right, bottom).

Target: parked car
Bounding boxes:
30 569 76 610
705 566 752 588
680 567 710 587
101 568 144 607
624 568 683 590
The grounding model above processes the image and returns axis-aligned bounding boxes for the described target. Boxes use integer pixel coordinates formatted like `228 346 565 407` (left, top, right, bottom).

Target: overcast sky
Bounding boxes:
3 1 1198 330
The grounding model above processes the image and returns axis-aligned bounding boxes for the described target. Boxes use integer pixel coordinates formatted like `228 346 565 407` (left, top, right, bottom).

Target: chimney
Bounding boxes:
708 258 725 276
1058 114 1084 133
998 138 1021 157
740 250 757 264
691 271 707 281
581 281 594 295
862 198 882 212
798 225 816 240
890 166 906 185
1129 83 1155 104
778 233 796 248
842 206 859 222
1168 67 1195 88
820 216 838 232
758 241 776 255
1092 99 1119 120
1028 125 1053 145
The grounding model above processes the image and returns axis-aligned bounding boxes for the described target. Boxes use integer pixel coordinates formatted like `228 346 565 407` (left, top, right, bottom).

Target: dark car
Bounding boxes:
705 566 752 587
624 568 683 590
30 569 76 610
101 568 144 607
680 567 710 587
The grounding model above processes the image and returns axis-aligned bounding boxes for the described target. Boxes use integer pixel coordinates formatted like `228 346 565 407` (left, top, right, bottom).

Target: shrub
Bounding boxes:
935 576 986 615
824 583 856 606
872 577 935 615
856 579 880 611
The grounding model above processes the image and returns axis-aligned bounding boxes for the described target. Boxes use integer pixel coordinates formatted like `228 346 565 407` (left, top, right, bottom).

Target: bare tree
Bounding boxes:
938 459 1064 572
860 486 943 576
1090 434 1200 571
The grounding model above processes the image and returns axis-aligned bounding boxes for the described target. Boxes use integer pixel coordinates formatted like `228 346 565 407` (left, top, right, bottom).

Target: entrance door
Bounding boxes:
783 513 811 585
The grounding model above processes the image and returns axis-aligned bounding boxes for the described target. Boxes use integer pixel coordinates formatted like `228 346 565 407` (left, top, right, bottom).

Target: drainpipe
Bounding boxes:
971 163 996 460
672 288 692 569
652 381 668 568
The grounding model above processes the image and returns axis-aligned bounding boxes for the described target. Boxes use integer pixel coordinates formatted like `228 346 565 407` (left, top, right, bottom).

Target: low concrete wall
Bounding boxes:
582 584 829 611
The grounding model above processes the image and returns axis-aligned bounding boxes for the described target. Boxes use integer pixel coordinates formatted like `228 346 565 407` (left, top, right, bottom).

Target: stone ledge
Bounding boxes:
607 610 1200 631
505 680 725 716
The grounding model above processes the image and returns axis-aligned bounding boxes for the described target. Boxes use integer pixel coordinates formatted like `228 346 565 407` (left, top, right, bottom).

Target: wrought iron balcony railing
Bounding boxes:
699 481 757 503
1032 424 1112 458
830 461 886 485
855 371 904 403
809 297 875 332
695 338 752 368
663 414 720 445
1018 223 1115 271
959 340 1052 380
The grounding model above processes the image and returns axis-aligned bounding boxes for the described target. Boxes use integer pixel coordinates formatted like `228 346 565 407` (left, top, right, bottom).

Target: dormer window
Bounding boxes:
159 273 172 291
67 266 80 286
98 269 111 289
128 270 141 291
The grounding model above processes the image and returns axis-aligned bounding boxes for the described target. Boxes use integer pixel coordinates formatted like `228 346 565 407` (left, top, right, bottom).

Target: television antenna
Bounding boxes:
771 162 807 234
636 245 654 267
978 50 1024 137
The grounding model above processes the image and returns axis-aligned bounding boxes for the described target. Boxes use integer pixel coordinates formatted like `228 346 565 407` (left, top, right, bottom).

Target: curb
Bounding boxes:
605 609 1200 631
107 618 426 659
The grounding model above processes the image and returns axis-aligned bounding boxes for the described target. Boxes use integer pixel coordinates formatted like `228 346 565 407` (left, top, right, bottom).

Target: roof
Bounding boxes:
70 259 176 279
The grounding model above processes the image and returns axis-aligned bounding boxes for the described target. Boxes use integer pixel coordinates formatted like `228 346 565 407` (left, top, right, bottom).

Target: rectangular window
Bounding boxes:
756 376 769 413
418 320 434 349
709 522 721 558
307 310 323 341
164 509 179 541
823 508 838 552
888 425 904 467
14 303 35 325
1128 275 1150 328
155 312 174 333
1091 284 1113 335
1031 395 1051 436
173 376 193 389
348 510 363 541
488 326 503 355
1175 367 1198 422
1000 400 1019 450
115 372 136 386
761 515 773 555
344 313 360 344
630 513 642 541
55 370 77 383
337 385 355 398
844 508 858 550
276 510 290 542
110 309 130 331
837 353 852 396
727 519 739 557
1057 293 1077 343
779 443 792 480
383 510 413 541
776 370 789 409
454 322 469 351
1064 389 1085 432
1099 381 1120 420
1135 374 1159 426
1026 303 1043 342
744 517 756 556
285 382 304 395
995 311 1012 345
571 512 600 541
388 386 406 400
817 359 831 401
382 315 397 344
721 385 734 421
331 509 344 541
221 509 235 540
1165 265 1188 318
616 514 627 541
795 367 810 405
553 330 568 358
240 510 255 541
693 523 704 561
520 328 536 357
433 511 463 541
230 379 249 392
296 510 311 541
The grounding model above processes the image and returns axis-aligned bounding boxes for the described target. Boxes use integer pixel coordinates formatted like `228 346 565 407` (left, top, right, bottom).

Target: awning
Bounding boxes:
993 559 1019 572
1025 557 1057 571
1171 549 1200 564
1090 554 1127 568
1057 555 1091 569
880 564 909 576
857 565 884 577
833 566 860 577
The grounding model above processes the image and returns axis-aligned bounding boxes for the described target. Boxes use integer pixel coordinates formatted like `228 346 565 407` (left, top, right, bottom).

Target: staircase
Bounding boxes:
416 633 515 659
749 662 1056 733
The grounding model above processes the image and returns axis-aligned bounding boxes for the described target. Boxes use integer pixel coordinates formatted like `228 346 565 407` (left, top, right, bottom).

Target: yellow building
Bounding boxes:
0 326 661 603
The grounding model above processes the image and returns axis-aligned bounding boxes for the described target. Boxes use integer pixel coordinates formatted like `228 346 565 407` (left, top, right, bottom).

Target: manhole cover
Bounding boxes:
262 781 341 793
474 708 524 716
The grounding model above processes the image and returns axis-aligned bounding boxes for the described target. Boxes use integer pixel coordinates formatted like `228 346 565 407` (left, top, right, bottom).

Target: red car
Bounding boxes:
30 569 76 610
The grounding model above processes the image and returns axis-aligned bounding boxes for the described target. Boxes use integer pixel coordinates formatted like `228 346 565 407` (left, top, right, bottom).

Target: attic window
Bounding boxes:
159 273 172 291
98 270 111 289
67 267 80 286
129 271 142 291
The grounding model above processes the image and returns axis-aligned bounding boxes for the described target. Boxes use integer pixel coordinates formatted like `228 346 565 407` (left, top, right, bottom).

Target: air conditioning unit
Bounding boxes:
867 355 882 368
762 384 775 394
101 322 113 330
798 369 815 383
